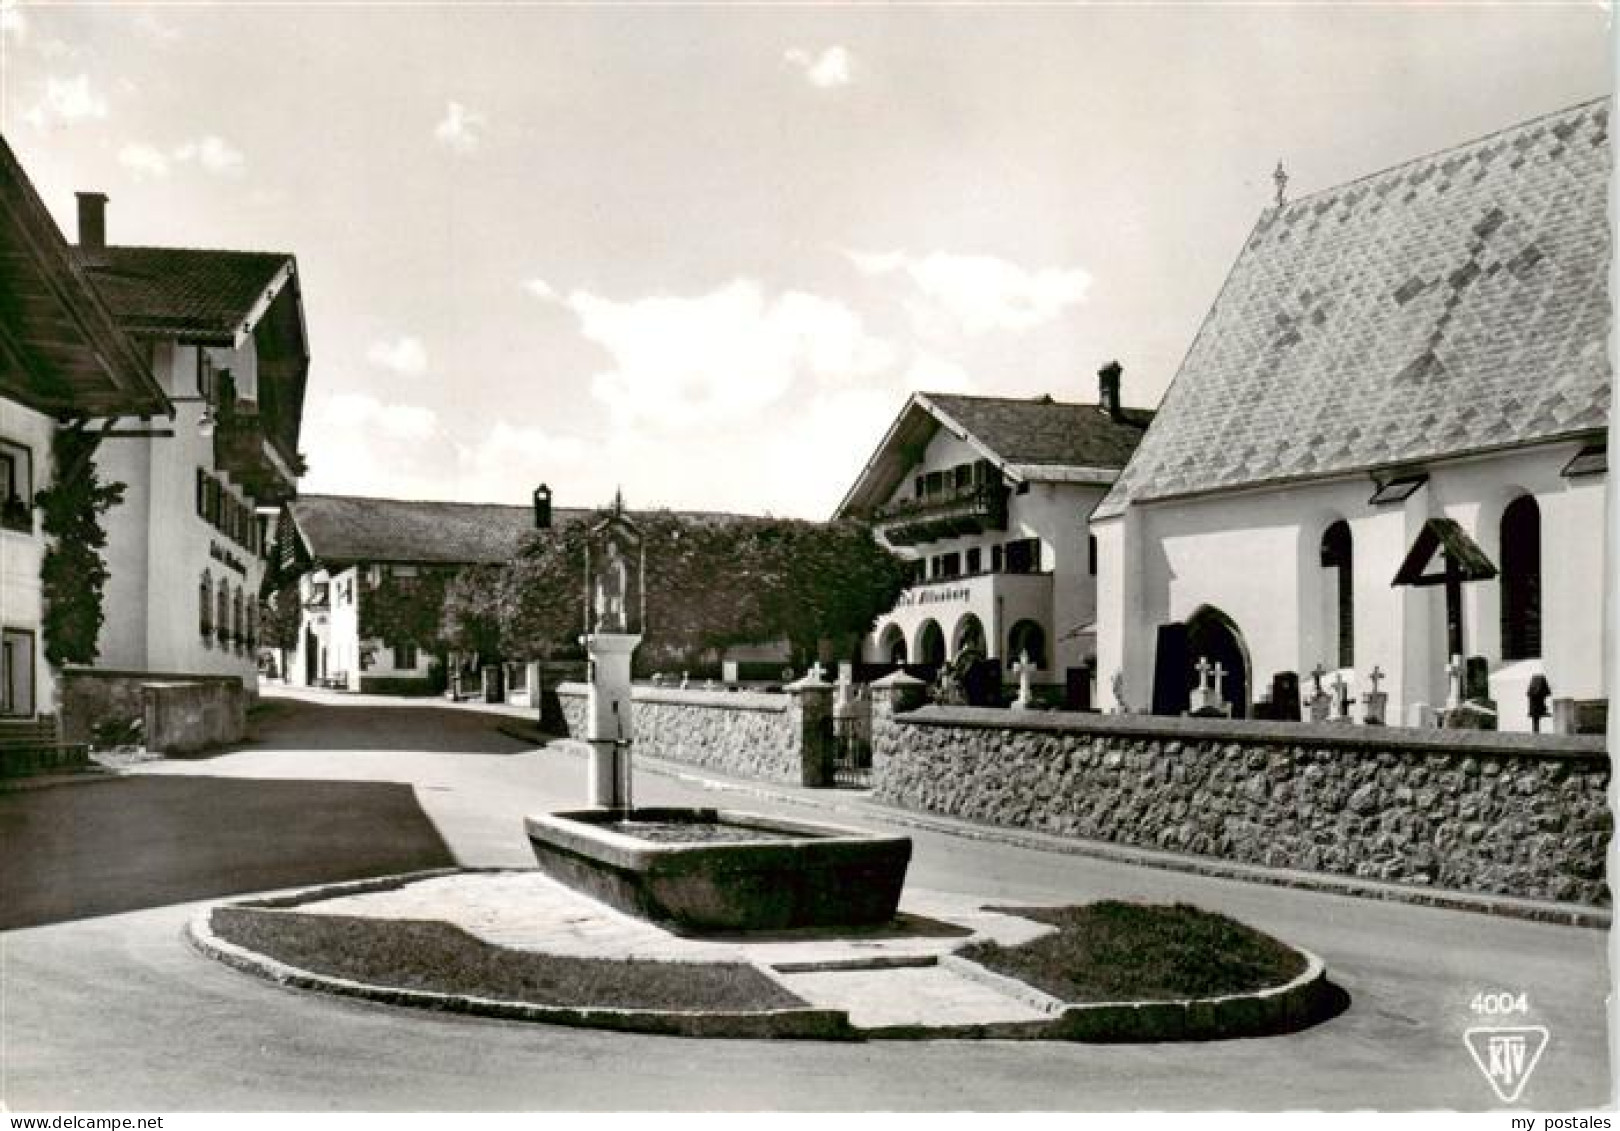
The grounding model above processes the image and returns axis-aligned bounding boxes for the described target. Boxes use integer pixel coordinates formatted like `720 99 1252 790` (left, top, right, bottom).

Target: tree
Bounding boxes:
473 509 909 670
35 429 125 667
441 563 510 662
258 581 304 650
359 570 451 653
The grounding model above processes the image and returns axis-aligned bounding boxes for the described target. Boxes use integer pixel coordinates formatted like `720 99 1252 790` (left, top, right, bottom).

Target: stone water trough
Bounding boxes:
526 806 912 933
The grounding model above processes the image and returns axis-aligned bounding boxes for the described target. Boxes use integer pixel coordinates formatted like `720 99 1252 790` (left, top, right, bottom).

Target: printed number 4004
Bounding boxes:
1471 991 1530 1015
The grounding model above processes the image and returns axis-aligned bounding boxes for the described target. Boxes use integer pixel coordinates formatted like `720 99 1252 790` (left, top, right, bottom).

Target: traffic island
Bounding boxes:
188 869 1343 1041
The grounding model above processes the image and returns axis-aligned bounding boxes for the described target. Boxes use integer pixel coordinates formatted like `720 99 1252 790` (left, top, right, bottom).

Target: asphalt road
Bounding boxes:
1 689 1609 1111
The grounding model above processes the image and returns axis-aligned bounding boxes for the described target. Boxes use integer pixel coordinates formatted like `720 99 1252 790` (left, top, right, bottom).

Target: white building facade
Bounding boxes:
837 378 1151 702
0 142 172 719
73 197 309 694
1094 99 1610 734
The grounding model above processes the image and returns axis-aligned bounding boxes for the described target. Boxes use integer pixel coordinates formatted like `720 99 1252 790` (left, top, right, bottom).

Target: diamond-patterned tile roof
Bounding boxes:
82 245 292 338
1095 98 1611 520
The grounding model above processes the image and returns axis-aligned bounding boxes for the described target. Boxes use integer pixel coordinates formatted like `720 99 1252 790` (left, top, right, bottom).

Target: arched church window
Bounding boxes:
1320 520 1354 668
1500 495 1542 660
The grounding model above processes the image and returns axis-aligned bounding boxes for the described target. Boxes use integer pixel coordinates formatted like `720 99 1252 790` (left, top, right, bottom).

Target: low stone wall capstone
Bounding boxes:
870 701 1610 906
554 682 829 785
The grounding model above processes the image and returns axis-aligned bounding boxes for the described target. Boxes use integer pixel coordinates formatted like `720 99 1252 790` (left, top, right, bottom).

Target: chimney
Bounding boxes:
1097 360 1123 421
76 192 108 265
532 483 552 530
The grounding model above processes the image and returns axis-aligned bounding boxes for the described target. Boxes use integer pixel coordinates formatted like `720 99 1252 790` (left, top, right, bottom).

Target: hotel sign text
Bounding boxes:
896 585 971 609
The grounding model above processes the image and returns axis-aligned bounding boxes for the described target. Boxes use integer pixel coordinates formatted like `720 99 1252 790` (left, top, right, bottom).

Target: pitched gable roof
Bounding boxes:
836 391 1154 518
287 493 765 568
288 494 585 566
83 246 294 342
1095 98 1611 521
0 137 167 417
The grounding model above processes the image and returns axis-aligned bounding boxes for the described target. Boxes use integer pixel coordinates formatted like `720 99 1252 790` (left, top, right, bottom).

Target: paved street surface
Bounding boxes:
1 688 1609 1111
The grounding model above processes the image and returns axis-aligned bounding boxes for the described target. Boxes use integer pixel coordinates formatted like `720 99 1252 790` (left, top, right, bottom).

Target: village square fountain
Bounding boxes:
524 501 913 932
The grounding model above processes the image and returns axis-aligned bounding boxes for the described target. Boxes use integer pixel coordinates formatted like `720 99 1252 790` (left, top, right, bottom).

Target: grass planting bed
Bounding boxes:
963 901 1308 1003
210 907 807 1012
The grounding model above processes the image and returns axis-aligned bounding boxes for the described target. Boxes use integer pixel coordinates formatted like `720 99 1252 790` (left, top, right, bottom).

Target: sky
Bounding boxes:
0 2 1611 519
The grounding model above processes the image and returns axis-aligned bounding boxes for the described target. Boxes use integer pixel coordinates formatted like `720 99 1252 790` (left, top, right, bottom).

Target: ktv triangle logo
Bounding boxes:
1464 1026 1549 1103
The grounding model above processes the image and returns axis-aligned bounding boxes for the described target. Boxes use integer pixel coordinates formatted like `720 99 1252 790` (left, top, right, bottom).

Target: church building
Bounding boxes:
837 372 1153 702
1093 98 1610 733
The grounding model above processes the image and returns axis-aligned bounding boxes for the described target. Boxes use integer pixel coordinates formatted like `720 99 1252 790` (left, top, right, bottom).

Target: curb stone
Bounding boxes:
185 907 859 1041
189 872 1343 1043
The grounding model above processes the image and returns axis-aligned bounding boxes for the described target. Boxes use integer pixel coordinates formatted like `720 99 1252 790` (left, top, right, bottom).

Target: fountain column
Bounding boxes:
582 493 645 811
585 631 640 809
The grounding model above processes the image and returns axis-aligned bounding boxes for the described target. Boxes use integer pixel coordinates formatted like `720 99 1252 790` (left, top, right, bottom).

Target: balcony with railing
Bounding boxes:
876 483 1009 547
214 406 301 505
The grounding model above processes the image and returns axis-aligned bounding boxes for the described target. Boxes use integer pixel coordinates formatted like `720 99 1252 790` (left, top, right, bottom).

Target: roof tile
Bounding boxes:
83 245 291 337
1097 99 1610 519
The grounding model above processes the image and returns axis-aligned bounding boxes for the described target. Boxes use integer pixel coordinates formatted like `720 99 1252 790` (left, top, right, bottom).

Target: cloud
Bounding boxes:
365 336 429 378
564 279 895 430
320 393 438 441
434 101 486 153
456 422 590 500
904 353 975 394
523 277 558 301
119 136 246 179
118 142 170 179
849 249 1093 334
133 12 182 45
173 135 244 175
1 0 25 40
785 45 854 89
299 394 447 499
24 74 109 130
299 392 591 504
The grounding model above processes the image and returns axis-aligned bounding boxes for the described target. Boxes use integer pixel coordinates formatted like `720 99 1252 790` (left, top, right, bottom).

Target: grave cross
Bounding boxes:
1195 656 1214 692
1367 665 1385 694
1309 662 1328 694
1012 651 1037 709
1446 654 1464 709
808 661 827 684
1330 672 1351 717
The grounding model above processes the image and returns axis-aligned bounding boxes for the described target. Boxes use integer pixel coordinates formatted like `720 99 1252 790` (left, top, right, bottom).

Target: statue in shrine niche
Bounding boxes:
594 539 630 633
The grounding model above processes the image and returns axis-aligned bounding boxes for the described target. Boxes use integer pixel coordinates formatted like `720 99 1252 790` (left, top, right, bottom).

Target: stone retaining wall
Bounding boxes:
60 667 245 753
869 695 1610 906
555 682 830 785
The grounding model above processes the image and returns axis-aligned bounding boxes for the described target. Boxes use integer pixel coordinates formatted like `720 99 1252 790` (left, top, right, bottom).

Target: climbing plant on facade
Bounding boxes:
34 427 125 667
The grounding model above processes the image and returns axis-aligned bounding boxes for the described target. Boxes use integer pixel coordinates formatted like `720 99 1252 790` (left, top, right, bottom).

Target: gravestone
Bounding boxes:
1151 623 1192 716
1252 690 1275 720
1270 671 1301 722
1527 674 1552 733
1011 652 1037 710
1306 663 1332 723
1188 656 1230 717
1330 672 1353 723
722 660 739 684
1065 665 1092 712
1443 654 1498 730
1361 665 1388 726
